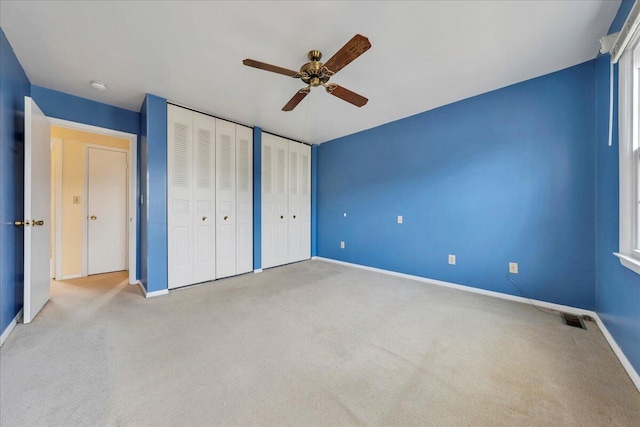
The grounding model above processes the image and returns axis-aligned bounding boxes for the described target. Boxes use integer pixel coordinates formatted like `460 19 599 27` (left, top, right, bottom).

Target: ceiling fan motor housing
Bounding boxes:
300 50 331 87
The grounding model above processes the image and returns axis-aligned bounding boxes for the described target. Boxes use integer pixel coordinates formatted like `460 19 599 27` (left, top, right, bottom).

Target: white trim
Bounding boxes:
253 269 263 273
594 313 640 392
137 281 169 298
48 118 137 285
311 256 318 260
314 257 595 316
59 274 82 280
0 309 23 347
613 252 640 275
611 0 640 63
52 138 64 280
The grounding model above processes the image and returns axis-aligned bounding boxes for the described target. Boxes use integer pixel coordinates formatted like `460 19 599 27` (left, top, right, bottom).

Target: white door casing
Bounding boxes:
23 96 51 324
85 146 128 275
216 118 237 279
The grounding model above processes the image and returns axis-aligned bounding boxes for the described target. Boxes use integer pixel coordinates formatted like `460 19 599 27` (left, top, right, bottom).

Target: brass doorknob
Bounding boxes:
33 220 44 226
14 220 30 227
224 216 229 221
90 215 97 220
202 216 208 221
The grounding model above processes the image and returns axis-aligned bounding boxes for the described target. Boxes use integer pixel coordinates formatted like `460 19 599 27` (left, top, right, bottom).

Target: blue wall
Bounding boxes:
253 127 262 270
595 0 640 376
318 61 597 310
0 29 31 334
31 86 139 135
140 94 168 292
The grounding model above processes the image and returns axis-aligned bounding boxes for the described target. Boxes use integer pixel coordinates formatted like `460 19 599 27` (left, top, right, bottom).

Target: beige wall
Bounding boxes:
52 126 129 277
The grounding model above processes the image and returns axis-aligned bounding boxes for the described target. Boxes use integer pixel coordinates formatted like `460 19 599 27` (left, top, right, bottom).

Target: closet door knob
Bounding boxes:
280 215 284 219
224 216 229 221
90 215 97 220
293 215 296 219
202 216 208 222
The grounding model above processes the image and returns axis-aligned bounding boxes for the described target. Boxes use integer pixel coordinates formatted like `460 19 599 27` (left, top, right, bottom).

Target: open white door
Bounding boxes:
23 96 51 324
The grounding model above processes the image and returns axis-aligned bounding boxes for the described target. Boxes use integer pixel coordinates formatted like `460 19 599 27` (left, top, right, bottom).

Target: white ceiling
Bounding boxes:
0 1 620 144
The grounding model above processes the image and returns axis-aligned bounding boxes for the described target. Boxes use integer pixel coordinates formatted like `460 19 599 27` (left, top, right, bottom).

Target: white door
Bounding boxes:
86 147 128 275
23 96 51 324
262 134 289 268
235 125 253 274
192 112 217 283
298 143 312 261
287 141 301 262
168 105 195 288
216 119 237 279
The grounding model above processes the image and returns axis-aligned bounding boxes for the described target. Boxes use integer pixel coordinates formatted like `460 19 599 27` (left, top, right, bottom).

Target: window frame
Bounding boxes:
614 30 640 275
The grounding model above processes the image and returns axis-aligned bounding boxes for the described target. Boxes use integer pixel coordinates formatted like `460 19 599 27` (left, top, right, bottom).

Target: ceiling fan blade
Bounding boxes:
243 59 300 78
282 87 310 111
322 34 371 76
325 84 368 107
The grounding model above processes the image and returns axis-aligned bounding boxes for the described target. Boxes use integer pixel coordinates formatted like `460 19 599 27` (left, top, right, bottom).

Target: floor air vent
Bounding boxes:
562 313 587 330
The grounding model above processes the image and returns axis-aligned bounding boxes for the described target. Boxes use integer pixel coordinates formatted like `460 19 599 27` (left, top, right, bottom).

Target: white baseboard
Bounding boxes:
311 256 318 260
60 274 82 280
137 281 169 298
314 257 594 316
1 309 23 347
594 314 640 392
313 257 640 391
253 269 263 273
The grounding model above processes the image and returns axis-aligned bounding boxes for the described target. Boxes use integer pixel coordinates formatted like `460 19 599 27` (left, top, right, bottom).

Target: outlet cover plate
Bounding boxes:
448 254 456 265
509 262 518 274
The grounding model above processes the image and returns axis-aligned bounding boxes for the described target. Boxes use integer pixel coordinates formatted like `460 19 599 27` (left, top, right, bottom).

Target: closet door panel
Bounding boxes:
287 141 301 263
236 125 253 274
298 143 311 261
167 105 194 289
262 134 288 268
192 112 217 283
215 119 237 279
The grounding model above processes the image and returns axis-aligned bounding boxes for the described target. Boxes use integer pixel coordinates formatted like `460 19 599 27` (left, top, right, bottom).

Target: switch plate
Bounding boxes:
509 262 518 274
340 241 345 249
397 215 403 224
343 212 347 217
448 254 456 265
73 196 80 204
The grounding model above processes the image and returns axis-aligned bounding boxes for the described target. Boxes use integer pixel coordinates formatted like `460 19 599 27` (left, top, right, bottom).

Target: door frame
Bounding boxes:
82 144 130 277
49 118 138 285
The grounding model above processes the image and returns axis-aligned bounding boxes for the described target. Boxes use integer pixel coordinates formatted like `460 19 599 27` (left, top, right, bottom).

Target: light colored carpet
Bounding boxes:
1 260 639 426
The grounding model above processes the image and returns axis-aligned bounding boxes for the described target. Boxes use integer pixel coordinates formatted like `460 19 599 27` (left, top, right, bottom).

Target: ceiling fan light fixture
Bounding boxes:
90 80 107 91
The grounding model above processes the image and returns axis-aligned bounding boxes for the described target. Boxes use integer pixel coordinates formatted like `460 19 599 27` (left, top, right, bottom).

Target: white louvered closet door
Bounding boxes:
167 105 194 289
215 119 237 279
298 143 311 261
235 125 253 274
192 112 217 283
287 141 301 263
287 141 311 263
262 134 289 268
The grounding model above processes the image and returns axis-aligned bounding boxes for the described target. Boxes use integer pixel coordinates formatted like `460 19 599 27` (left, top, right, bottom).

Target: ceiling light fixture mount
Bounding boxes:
90 80 107 91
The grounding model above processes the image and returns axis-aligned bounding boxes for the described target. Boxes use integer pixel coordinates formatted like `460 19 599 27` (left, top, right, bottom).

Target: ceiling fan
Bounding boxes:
243 34 371 111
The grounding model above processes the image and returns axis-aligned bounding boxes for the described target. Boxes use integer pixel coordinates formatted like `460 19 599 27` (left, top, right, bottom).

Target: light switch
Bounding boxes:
73 196 80 204
340 241 345 249
343 212 347 217
397 215 403 224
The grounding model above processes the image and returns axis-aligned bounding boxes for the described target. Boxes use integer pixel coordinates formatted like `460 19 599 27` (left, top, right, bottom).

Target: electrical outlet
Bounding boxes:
340 241 345 249
343 212 347 217
448 254 456 265
397 215 403 224
509 262 518 274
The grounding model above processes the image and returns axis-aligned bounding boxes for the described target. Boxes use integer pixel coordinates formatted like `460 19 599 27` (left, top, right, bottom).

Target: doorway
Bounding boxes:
49 120 137 285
